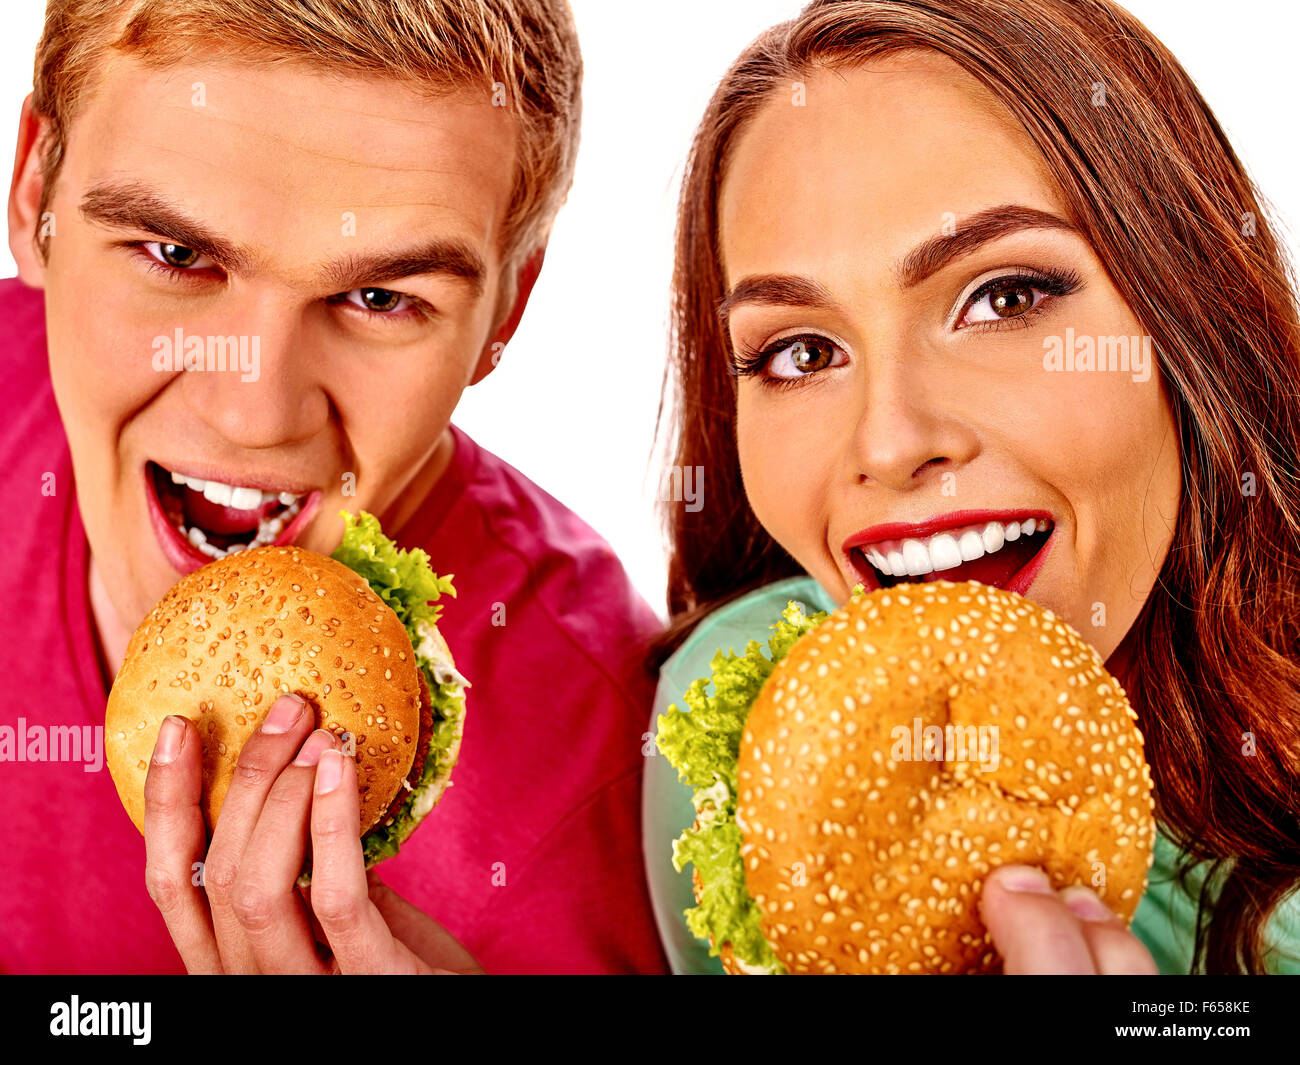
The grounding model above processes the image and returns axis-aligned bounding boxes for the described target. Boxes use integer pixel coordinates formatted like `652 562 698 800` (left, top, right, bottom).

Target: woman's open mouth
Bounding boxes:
847 516 1055 598
145 460 321 574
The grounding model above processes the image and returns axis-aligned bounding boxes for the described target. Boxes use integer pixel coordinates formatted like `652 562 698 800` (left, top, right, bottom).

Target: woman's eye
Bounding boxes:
335 287 413 314
960 279 1044 326
143 241 213 270
768 336 844 378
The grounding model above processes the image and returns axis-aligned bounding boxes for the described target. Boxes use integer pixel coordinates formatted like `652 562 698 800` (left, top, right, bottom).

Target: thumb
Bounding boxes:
979 865 1096 974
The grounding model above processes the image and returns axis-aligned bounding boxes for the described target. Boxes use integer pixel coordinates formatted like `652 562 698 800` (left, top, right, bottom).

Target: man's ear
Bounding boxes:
8 93 51 288
468 245 546 386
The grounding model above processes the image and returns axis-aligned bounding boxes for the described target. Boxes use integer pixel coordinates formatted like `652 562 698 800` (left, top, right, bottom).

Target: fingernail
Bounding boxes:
293 729 336 767
154 715 184 765
262 693 306 734
1062 885 1114 922
995 865 1053 894
316 749 344 794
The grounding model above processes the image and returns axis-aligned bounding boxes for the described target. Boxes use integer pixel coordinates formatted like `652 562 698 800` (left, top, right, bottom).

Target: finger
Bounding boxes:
309 750 414 974
1060 886 1159 975
203 692 315 973
979 865 1097 974
298 883 330 950
143 715 223 974
367 870 484 974
232 729 338 974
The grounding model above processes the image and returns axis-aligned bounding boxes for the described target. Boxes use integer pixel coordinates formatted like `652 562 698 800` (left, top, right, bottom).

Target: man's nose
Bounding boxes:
174 297 329 451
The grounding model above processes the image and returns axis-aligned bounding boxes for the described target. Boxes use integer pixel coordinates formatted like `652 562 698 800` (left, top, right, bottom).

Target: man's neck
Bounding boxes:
89 555 132 689
377 424 457 539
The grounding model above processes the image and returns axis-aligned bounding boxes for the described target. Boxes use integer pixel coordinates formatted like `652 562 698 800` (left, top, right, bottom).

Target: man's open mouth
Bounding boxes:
146 460 316 563
848 517 1055 596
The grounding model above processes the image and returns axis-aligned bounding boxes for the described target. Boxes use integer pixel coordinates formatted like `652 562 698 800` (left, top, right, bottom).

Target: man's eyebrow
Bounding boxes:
80 181 259 273
897 204 1078 288
320 244 485 297
717 274 837 331
79 180 486 296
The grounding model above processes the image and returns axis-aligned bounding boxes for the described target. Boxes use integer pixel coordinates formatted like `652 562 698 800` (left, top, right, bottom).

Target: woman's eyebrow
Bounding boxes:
718 204 1077 328
717 275 836 331
897 204 1078 288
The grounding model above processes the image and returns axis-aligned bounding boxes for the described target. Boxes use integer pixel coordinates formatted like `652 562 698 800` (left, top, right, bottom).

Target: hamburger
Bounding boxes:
657 579 1155 974
105 510 468 873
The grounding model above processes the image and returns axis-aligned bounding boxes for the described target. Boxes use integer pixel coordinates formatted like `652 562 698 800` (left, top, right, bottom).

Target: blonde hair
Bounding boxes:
31 0 582 269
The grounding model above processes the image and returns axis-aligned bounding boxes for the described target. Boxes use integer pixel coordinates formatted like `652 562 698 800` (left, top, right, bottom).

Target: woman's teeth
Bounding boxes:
861 518 1051 578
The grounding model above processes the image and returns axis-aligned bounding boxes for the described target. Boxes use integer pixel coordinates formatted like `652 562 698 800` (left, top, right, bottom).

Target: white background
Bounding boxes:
3 1 1297 619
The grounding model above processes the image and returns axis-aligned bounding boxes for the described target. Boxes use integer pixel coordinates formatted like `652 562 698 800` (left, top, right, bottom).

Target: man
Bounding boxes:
0 0 668 974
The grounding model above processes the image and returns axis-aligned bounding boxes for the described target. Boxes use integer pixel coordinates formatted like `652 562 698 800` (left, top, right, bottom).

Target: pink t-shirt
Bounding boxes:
0 276 669 975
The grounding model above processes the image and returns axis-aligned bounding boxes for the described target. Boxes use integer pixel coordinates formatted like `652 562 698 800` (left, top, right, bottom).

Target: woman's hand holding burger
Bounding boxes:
661 582 1161 975
981 865 1158 974
142 692 483 975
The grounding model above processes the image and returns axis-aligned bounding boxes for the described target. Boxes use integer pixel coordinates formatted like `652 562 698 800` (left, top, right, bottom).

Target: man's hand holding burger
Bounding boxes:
143 693 483 974
103 516 476 974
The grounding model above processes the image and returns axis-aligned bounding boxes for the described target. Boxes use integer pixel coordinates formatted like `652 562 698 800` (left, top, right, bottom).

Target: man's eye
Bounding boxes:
143 241 213 270
768 336 844 378
335 287 412 314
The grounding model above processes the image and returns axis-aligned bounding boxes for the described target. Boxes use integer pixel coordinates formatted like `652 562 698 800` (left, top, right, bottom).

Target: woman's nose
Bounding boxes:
846 360 979 493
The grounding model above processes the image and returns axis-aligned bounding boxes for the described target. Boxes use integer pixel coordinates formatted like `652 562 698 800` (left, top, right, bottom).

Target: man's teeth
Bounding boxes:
179 499 304 558
862 518 1050 578
162 465 305 560
168 469 301 511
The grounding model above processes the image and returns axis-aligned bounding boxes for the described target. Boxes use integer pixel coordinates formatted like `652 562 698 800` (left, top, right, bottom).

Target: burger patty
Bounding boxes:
376 664 436 828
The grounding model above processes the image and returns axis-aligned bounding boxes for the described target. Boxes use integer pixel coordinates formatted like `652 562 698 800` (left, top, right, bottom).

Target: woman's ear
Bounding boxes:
469 246 546 386
8 93 51 288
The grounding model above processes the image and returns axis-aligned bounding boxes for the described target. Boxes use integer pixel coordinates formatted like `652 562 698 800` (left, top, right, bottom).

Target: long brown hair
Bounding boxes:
650 0 1300 974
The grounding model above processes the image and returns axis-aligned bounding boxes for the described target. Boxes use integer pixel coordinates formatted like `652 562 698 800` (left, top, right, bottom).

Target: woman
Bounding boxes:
644 0 1300 974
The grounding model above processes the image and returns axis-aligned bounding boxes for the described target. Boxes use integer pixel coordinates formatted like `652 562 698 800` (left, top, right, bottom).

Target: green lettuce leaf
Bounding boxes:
656 598 831 975
328 510 465 867
331 509 456 628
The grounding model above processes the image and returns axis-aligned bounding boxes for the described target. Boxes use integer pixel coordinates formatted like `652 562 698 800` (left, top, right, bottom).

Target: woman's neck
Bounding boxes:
1104 628 1138 696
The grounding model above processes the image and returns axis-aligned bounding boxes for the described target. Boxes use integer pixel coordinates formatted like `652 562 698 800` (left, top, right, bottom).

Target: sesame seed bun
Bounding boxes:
105 546 430 839
734 579 1156 975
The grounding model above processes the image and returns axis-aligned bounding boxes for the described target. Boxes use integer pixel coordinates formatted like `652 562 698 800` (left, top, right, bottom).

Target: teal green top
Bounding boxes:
642 576 1300 975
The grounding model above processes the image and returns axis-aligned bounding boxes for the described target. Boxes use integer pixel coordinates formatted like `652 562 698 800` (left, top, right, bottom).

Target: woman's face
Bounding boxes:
718 54 1180 662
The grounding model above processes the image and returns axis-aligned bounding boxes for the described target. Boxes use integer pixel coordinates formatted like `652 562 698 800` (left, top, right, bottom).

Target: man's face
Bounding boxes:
12 55 519 631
